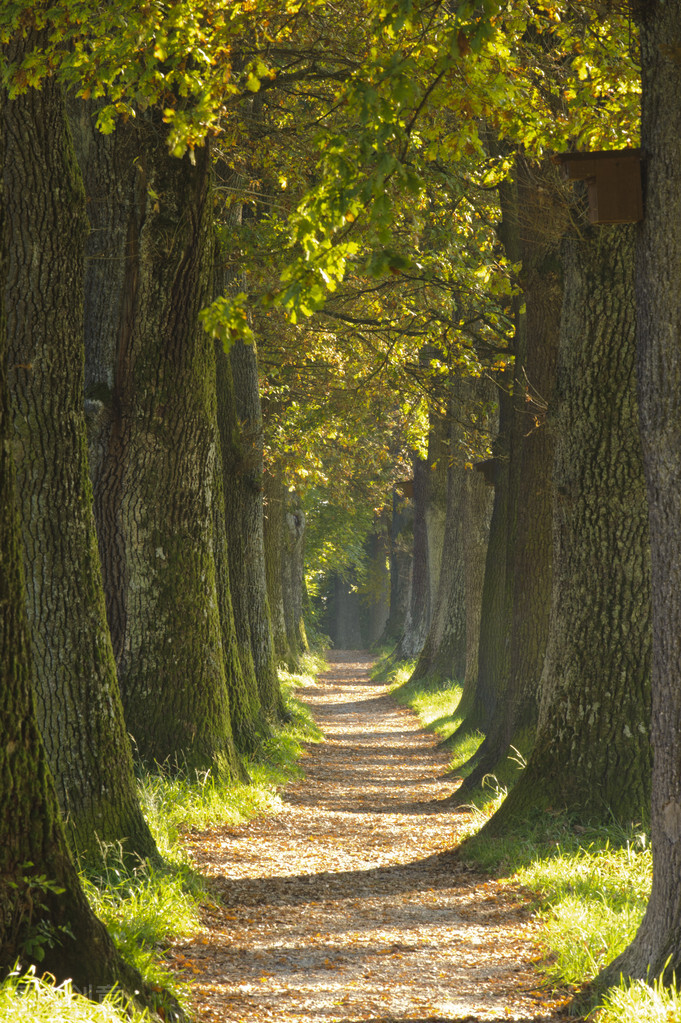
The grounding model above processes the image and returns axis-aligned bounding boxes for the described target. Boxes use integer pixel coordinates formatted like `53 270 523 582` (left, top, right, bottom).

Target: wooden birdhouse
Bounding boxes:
553 148 643 225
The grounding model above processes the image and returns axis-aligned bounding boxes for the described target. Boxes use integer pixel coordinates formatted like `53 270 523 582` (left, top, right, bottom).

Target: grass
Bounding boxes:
0 968 154 1023
0 656 325 1023
379 656 674 1023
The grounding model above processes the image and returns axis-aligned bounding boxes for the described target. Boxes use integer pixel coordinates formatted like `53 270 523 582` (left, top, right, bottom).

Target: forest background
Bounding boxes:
2 0 681 1020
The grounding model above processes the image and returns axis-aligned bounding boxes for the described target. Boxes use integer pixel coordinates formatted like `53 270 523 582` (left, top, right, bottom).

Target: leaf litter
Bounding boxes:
170 652 573 1023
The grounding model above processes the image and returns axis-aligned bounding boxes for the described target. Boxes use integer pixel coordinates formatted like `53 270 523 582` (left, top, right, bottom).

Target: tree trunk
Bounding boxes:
228 339 284 717
410 389 467 684
397 454 431 659
488 221 651 832
452 375 513 734
72 113 240 774
263 465 297 668
4 61 156 864
282 491 308 660
597 3 681 986
362 527 391 649
452 158 563 800
0 87 176 1017
378 487 413 647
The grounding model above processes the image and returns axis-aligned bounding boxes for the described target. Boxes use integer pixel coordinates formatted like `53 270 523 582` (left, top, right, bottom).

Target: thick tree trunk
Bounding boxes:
4 63 156 863
597 3 681 986
452 158 562 800
488 222 651 832
72 114 239 774
462 444 495 690
0 88 176 1017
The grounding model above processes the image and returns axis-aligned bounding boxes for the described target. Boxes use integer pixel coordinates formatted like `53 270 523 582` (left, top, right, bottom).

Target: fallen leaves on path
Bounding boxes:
172 653 573 1023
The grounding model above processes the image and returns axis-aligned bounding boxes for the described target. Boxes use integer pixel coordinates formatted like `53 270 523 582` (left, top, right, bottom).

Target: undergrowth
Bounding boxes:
0 655 324 1023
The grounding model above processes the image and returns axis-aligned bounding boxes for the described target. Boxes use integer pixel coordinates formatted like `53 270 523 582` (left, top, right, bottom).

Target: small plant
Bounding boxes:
2 865 74 966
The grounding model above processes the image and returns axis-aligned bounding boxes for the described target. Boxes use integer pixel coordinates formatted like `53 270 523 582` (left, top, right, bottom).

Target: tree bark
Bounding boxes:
228 339 284 716
4 60 156 864
397 454 431 659
488 221 651 832
263 465 297 668
378 487 413 647
0 88 176 1017
596 2 681 986
72 113 240 774
452 158 563 800
282 490 308 660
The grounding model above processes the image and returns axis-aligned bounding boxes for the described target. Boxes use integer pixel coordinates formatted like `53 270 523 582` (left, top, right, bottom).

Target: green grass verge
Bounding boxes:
380 661 671 1023
0 658 324 1023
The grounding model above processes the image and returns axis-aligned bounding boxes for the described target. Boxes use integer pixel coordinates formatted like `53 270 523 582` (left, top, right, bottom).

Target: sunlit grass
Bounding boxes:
0 662 325 1022
597 974 681 1023
0 968 151 1023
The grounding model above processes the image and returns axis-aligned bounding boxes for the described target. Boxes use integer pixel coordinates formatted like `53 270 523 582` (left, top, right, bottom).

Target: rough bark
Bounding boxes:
71 113 239 774
597 2 681 986
214 342 267 751
4 62 156 863
462 436 495 691
0 94 175 1016
452 158 563 800
488 221 651 832
362 528 391 649
228 339 284 717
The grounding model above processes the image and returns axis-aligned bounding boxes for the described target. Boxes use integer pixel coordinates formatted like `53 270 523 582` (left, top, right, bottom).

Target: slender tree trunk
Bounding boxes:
378 487 413 647
282 491 308 659
362 527 391 648
72 114 239 774
488 221 651 832
4 60 156 863
228 339 284 717
452 376 513 734
410 388 466 684
264 465 296 668
597 3 681 985
397 455 431 658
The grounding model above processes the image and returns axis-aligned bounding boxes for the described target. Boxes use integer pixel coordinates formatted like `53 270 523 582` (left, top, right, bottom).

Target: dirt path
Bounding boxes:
176 652 570 1023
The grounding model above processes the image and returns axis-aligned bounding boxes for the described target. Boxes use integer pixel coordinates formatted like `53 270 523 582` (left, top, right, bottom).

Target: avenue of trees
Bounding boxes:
3 0 681 1008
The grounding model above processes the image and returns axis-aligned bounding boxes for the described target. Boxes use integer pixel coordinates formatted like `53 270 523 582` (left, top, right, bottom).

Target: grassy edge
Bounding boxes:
0 653 326 1023
380 657 669 1023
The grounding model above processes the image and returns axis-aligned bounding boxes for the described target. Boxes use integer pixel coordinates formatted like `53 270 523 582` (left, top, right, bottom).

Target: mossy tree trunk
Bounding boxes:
0 99 172 1014
598 3 681 985
72 114 240 775
488 221 651 833
4 55 156 864
218 333 283 724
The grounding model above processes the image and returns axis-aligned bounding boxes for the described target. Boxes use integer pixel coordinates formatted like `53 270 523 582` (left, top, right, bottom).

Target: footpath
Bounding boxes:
173 651 570 1023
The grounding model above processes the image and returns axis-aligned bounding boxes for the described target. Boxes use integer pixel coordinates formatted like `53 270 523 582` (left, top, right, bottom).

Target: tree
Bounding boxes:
486 216 651 831
596 0 681 987
0 103 174 1015
4 33 156 865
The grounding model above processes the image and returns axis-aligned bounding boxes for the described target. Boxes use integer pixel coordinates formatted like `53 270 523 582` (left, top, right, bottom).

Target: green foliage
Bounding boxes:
0 968 151 1023
4 867 71 966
